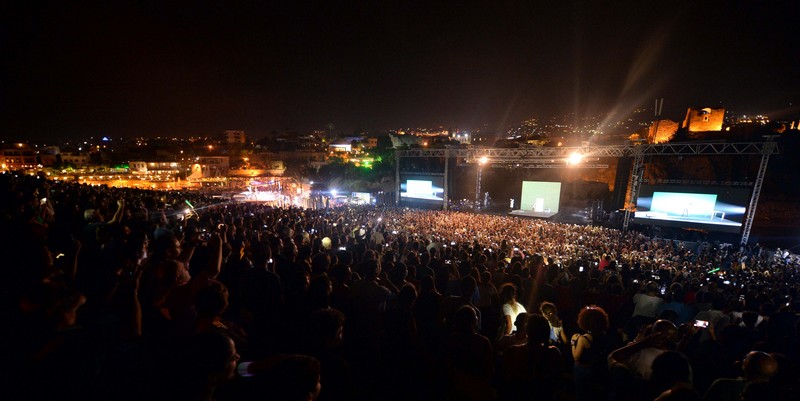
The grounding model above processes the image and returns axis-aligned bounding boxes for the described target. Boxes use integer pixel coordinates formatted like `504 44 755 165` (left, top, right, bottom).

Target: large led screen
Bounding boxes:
400 177 444 204
519 181 561 213
634 185 750 233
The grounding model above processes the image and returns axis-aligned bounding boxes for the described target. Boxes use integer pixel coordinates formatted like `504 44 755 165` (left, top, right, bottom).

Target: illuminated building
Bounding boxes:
1 143 37 170
189 156 230 178
225 130 247 144
647 120 679 144
682 107 724 132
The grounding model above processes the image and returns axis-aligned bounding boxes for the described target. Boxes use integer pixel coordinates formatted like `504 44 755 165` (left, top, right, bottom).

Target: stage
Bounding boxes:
507 210 558 219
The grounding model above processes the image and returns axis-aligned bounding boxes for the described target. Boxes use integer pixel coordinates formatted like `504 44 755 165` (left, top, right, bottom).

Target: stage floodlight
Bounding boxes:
567 152 583 165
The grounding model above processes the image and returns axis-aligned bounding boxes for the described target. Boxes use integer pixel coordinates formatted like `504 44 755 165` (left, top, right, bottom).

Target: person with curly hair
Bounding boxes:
571 305 611 401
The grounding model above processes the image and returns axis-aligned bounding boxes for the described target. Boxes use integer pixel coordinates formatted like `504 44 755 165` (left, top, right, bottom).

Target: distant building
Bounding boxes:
190 156 230 178
363 137 378 149
647 119 679 143
225 130 246 144
1 143 37 170
452 132 472 145
682 107 724 132
39 154 59 167
129 161 147 172
229 160 286 177
129 161 182 173
329 143 352 153
388 134 423 148
38 146 61 167
60 152 90 168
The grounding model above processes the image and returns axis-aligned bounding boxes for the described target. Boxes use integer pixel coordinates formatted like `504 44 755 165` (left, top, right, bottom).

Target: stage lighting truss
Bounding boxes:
396 137 779 245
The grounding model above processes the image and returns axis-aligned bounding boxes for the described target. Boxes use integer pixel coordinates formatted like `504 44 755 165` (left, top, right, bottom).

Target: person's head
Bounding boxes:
511 312 529 336
182 332 239 388
452 305 479 333
525 314 550 345
153 234 182 261
362 259 381 279
310 253 331 275
500 283 517 304
420 275 437 294
263 355 322 401
656 309 679 324
742 351 778 382
159 259 191 287
742 311 759 329
195 281 229 319
651 351 693 394
460 275 477 299
539 301 558 319
329 264 352 285
398 284 417 310
577 305 609 334
308 275 332 306
308 308 345 349
652 319 679 347
480 270 492 285
83 208 101 222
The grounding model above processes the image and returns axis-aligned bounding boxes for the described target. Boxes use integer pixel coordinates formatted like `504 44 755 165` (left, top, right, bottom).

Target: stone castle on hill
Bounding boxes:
647 107 725 143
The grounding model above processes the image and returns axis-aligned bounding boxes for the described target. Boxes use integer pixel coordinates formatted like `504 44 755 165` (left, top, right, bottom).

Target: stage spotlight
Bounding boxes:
479 156 489 165
567 152 583 165
331 189 338 197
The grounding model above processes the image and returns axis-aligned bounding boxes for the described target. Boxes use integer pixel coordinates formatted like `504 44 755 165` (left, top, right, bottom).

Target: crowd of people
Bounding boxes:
2 173 799 401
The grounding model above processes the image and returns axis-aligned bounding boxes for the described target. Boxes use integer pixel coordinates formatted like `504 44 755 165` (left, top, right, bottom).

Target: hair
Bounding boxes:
181 331 236 386
514 312 530 333
452 305 478 333
261 355 321 401
309 308 345 343
539 301 557 314
743 351 778 382
195 281 229 318
250 240 272 268
310 253 331 274
577 305 609 334
500 283 517 304
742 311 759 329
152 234 179 260
398 284 418 309
480 270 492 284
362 259 381 278
526 314 550 345
307 274 332 309
420 275 437 294
460 275 477 298
651 351 693 394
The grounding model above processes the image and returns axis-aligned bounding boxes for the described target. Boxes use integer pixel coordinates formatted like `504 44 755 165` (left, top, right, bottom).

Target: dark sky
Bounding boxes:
2 0 799 141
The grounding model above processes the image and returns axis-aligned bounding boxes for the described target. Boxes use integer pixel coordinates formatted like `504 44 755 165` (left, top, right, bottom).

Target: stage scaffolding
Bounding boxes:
395 137 779 244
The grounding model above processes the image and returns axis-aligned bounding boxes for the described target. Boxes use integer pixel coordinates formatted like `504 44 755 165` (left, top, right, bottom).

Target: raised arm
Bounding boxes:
109 199 126 224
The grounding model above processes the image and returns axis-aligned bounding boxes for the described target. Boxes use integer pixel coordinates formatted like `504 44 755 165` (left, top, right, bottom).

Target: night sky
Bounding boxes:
3 0 799 141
